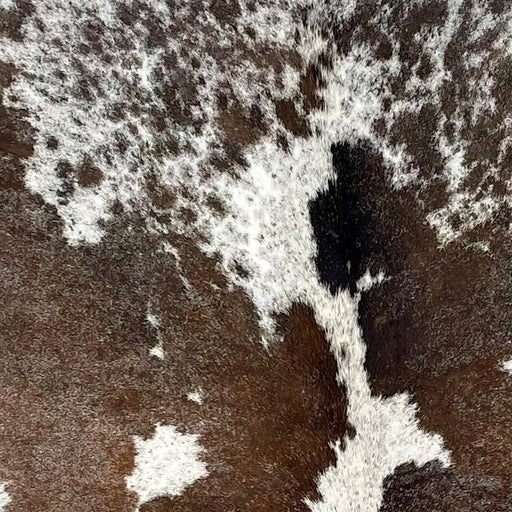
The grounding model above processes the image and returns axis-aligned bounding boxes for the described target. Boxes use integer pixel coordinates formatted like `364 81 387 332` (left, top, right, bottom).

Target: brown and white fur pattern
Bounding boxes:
0 1 510 511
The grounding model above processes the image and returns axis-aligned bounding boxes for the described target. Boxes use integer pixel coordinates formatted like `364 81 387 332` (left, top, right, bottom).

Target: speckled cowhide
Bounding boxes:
0 1 510 511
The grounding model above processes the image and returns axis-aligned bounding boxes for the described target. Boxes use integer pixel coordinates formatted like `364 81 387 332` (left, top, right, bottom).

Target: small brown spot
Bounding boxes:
77 158 104 188
299 63 325 112
218 103 262 146
179 207 197 225
46 136 59 150
417 54 432 80
275 99 310 137
232 260 249 279
146 173 175 210
375 38 393 60
205 195 227 217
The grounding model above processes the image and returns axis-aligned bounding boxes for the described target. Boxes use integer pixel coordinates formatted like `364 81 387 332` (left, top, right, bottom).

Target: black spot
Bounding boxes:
309 141 394 295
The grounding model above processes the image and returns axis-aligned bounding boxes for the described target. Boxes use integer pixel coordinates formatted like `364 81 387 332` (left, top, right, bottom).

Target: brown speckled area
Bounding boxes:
0 179 346 511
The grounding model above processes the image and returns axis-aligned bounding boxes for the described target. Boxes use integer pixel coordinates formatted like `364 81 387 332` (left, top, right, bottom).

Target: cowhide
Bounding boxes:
0 1 510 511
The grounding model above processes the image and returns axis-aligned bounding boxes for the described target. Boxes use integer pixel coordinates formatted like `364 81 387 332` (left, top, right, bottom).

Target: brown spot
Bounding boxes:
0 179 347 511
299 63 325 112
209 0 241 27
232 260 249 279
46 136 59 150
375 38 393 60
77 158 104 188
275 99 310 137
416 54 432 79
205 195 227 217
0 61 16 88
218 103 262 146
179 207 197 224
146 173 175 210
0 0 35 41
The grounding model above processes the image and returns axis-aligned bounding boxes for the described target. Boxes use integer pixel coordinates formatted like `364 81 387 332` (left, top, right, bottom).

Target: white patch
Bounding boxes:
503 359 512 376
146 309 164 359
0 0 14 10
126 424 208 509
146 311 161 330
0 483 10 512
356 270 386 293
160 242 193 292
304 289 449 512
186 389 204 405
149 344 165 360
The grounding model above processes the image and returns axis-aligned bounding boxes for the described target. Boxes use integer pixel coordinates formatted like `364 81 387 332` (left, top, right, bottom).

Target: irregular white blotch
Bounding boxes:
305 289 449 512
186 389 204 405
126 424 208 509
0 483 11 512
146 310 164 359
356 270 386 293
146 311 161 329
0 0 14 10
503 359 512 376
149 344 165 360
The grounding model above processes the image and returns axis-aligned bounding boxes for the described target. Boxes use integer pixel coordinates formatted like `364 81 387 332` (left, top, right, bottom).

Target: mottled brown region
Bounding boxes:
0 127 346 511
381 461 511 512
0 29 346 507
328 145 512 509
142 304 347 512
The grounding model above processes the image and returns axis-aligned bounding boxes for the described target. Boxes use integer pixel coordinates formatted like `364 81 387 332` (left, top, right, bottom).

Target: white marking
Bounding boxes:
149 344 165 360
0 483 10 512
503 359 512 376
160 242 193 292
146 311 161 330
305 289 449 512
356 270 386 293
126 424 208 509
186 389 204 405
146 309 164 359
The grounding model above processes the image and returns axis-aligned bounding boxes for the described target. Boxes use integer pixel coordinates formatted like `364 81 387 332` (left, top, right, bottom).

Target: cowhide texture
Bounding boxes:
0 1 510 511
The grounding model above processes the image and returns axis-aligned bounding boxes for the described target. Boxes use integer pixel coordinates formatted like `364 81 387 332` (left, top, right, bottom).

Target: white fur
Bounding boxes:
125 424 208 509
0 483 10 512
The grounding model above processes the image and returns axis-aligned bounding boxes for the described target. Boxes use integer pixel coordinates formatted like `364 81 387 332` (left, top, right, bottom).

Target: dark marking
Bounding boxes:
309 141 406 294
309 140 511 510
381 462 511 511
275 98 310 137
77 158 104 188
